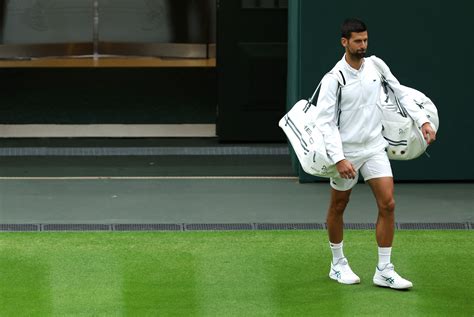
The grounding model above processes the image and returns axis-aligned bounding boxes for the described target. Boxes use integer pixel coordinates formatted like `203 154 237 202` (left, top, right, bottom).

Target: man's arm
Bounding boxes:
314 73 345 163
314 73 357 179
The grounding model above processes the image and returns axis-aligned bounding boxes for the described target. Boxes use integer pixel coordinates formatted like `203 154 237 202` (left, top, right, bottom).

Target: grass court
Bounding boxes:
0 230 472 316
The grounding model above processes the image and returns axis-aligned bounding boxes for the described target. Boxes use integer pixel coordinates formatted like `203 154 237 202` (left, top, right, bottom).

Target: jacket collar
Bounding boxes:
342 54 365 75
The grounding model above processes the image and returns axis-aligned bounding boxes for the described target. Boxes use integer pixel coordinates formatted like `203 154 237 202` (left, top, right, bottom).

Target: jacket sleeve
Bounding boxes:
373 56 430 128
314 73 345 164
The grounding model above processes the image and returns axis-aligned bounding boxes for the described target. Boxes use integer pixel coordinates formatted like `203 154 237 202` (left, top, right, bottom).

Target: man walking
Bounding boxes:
315 18 436 289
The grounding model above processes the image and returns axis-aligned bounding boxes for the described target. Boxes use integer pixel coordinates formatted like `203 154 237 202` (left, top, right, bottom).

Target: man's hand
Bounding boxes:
421 122 436 145
336 159 357 179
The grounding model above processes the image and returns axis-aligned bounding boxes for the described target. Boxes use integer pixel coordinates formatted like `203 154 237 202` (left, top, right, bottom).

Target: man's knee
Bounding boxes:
329 196 350 215
378 198 395 215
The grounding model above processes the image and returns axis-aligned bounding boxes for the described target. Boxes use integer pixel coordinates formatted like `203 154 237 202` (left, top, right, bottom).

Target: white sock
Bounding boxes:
378 247 392 268
329 241 345 264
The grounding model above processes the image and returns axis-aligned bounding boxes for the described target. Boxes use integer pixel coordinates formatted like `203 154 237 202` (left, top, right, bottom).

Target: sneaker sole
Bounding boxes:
373 277 412 289
330 274 360 285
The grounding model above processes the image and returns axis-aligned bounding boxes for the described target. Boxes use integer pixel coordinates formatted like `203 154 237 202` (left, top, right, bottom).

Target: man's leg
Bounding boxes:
327 188 352 244
366 177 395 247
327 187 360 284
367 176 413 289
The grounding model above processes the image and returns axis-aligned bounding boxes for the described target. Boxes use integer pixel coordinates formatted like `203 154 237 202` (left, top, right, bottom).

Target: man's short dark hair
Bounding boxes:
341 18 367 39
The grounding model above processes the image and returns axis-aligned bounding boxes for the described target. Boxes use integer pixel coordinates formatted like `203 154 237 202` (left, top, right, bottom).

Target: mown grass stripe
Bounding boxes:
0 231 471 316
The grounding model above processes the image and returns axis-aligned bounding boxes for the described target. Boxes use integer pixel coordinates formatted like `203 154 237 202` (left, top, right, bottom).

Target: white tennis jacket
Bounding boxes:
314 55 430 164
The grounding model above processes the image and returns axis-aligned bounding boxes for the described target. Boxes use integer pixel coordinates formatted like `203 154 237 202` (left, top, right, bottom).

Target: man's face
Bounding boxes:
342 31 368 59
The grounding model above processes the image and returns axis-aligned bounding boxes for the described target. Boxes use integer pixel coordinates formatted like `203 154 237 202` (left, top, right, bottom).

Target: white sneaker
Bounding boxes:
329 257 360 284
373 263 413 289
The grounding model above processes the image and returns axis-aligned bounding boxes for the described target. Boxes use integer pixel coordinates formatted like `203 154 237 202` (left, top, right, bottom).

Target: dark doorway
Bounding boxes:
217 0 288 141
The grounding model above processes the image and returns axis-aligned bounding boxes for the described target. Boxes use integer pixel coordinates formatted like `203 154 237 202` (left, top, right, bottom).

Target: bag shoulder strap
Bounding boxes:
307 71 344 105
333 70 345 128
369 56 410 118
369 55 386 77
370 56 391 100
304 69 345 128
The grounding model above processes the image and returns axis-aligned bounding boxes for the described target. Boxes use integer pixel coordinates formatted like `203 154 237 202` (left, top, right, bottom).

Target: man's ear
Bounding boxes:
341 37 348 48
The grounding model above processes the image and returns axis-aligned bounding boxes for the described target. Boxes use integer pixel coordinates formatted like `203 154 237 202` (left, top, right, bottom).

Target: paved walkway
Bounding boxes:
1 178 472 225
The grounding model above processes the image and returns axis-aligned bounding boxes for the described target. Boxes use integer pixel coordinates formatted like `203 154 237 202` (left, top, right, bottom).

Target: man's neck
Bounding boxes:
344 53 363 70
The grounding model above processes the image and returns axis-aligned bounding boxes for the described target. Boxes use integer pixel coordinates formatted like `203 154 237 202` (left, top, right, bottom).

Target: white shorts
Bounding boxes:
330 149 393 191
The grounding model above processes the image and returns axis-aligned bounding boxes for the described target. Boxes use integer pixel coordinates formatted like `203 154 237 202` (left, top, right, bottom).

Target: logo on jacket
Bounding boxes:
415 101 425 109
399 128 408 136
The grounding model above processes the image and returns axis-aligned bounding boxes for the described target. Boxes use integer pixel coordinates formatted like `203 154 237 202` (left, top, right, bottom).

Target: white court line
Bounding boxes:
0 176 298 180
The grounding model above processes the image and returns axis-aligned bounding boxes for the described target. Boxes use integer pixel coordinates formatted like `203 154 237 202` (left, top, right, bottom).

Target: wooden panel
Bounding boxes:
0 57 216 68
